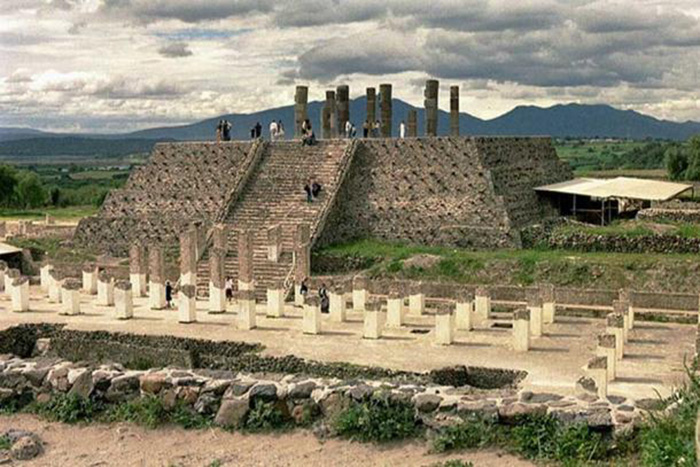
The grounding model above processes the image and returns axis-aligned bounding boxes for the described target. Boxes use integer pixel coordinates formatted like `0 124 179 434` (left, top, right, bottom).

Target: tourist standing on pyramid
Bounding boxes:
216 120 223 143
223 120 232 141
269 120 278 141
399 120 406 138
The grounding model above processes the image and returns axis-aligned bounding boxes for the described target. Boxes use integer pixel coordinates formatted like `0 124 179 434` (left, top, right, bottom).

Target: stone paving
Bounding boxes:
0 284 694 400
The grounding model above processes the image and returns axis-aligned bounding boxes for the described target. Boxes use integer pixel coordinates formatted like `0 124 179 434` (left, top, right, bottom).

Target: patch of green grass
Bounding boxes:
334 395 420 443
431 415 496 453
0 435 11 451
430 461 474 467
7 236 96 264
0 205 97 221
29 393 102 424
243 400 289 432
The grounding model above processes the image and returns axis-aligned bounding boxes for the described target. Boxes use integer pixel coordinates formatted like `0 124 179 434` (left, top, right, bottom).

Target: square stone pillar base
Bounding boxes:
435 313 454 345
238 299 257 330
353 289 368 311
149 282 166 310
40 265 53 292
455 301 473 331
607 326 624 360
629 306 635 330
597 346 616 381
513 313 530 352
542 302 555 324
62 289 81 316
48 279 62 303
178 292 197 323
82 271 97 295
97 280 115 306
587 358 609 399
238 280 254 292
115 289 133 320
363 310 385 339
329 292 346 323
474 295 491 325
11 281 29 312
294 284 305 306
386 299 404 328
130 273 147 297
209 284 227 314
303 303 322 335
266 288 284 318
180 272 197 287
408 294 425 315
622 313 629 343
528 305 543 338
268 245 280 262
0 270 5 292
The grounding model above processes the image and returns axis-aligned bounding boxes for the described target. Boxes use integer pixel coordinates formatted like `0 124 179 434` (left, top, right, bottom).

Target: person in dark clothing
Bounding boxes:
302 121 316 146
319 283 329 314
311 180 322 198
165 280 173 309
223 120 231 141
255 122 262 138
299 278 309 299
250 127 256 139
304 178 313 203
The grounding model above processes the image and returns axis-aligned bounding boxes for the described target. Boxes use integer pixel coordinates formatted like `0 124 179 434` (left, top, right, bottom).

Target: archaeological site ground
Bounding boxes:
1 84 700 466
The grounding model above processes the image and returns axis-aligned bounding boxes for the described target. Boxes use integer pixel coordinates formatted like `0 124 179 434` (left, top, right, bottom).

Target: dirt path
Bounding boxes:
0 414 534 467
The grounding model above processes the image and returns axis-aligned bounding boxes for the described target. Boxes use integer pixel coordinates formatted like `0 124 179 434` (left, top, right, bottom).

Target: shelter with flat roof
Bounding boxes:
535 177 694 225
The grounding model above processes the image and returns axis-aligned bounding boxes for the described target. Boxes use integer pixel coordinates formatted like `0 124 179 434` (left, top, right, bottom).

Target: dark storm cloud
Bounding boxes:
157 42 193 58
99 0 275 23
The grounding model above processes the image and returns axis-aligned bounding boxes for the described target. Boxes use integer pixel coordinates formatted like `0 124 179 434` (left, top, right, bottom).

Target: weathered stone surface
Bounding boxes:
289 381 316 400
414 394 443 413
214 398 249 428
105 374 140 402
140 373 168 395
498 403 547 422
9 434 43 461
248 383 278 403
68 370 94 399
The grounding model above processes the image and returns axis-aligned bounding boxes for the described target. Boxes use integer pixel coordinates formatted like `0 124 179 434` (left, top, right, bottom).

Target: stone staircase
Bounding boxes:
195 139 357 299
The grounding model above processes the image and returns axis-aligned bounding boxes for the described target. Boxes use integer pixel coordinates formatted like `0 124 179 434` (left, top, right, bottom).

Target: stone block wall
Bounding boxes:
74 142 257 256
317 137 571 249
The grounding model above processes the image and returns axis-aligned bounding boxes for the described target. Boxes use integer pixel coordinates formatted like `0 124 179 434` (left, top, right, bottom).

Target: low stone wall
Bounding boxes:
637 208 700 224
0 355 640 432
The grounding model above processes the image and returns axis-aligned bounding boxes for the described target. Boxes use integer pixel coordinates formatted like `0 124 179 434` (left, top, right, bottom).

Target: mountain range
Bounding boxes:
2 98 699 159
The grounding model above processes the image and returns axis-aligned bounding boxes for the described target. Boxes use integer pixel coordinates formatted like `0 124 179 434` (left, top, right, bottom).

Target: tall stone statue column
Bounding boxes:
148 245 166 310
294 85 309 139
129 243 147 297
450 85 459 136
407 109 418 137
238 229 255 291
322 105 331 140
179 228 197 287
336 85 350 137
326 90 337 138
424 79 439 136
379 83 392 137
366 87 376 134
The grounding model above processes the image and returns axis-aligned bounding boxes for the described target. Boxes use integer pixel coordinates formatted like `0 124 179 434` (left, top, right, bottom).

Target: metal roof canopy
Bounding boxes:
535 177 693 202
0 242 22 257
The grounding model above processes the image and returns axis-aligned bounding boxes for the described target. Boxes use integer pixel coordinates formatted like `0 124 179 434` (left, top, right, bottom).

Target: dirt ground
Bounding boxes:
0 414 534 467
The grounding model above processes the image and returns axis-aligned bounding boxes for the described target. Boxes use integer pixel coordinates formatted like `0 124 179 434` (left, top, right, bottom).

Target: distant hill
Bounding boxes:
1 99 699 158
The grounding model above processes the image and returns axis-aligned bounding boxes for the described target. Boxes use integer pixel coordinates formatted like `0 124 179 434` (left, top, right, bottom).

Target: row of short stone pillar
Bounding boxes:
583 293 636 399
511 285 557 352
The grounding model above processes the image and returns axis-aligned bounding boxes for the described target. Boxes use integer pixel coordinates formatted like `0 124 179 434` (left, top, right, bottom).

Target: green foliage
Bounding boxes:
666 145 689 181
431 461 474 467
0 165 18 207
334 395 420 443
15 171 47 208
169 403 211 430
0 435 10 451
243 400 289 432
431 416 496 453
29 393 102 424
103 395 169 429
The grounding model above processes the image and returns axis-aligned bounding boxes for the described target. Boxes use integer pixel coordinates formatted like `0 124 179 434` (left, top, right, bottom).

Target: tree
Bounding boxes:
685 135 700 181
0 165 18 206
666 145 689 181
15 172 46 208
49 187 61 207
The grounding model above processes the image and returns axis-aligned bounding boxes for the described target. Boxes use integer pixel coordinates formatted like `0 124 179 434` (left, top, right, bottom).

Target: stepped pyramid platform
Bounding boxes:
74 136 572 297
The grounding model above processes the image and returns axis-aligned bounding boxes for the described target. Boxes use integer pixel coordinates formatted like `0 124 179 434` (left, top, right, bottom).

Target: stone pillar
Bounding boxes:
179 228 197 287
237 290 257 330
4 269 18 298
424 79 439 136
11 276 29 312
148 246 166 310
386 291 405 328
366 87 376 135
352 276 369 312
40 263 54 292
597 334 617 381
327 90 338 138
540 283 556 324
379 83 392 137
329 283 346 323
321 104 331 140
606 313 625 360
336 85 350 137
587 356 608 399
114 281 133 320
209 248 226 314
473 286 491 326
435 306 454 345
82 264 98 295
526 288 543 338
620 289 635 330
363 300 385 340
129 243 147 297
0 261 6 292
407 109 418 137
178 284 197 323
408 282 425 315
613 300 630 343
97 271 115 306
266 225 281 262
455 291 473 331
266 281 285 319
303 295 322 335
294 85 309 139
450 85 459 136
48 269 62 303
213 223 228 252
0 221 5 239
294 243 310 306
513 308 530 352
238 229 255 291
61 278 82 316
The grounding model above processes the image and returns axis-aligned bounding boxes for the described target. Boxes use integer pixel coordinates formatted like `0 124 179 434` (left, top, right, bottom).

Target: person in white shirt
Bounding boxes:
269 120 278 141
345 120 352 138
399 120 406 138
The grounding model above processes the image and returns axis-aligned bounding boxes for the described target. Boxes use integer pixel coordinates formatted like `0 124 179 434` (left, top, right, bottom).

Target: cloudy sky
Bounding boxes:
1 0 699 133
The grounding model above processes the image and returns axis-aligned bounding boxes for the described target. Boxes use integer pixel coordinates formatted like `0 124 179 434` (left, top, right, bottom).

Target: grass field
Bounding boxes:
0 206 97 222
68 169 129 180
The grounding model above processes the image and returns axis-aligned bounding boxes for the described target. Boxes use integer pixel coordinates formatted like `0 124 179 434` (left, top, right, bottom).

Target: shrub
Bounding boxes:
244 400 289 432
431 416 496 453
0 435 11 451
103 395 168 428
334 395 420 443
30 393 102 424
170 403 211 430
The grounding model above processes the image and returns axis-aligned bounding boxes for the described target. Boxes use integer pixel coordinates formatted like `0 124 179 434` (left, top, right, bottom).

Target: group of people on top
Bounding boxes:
216 120 233 142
